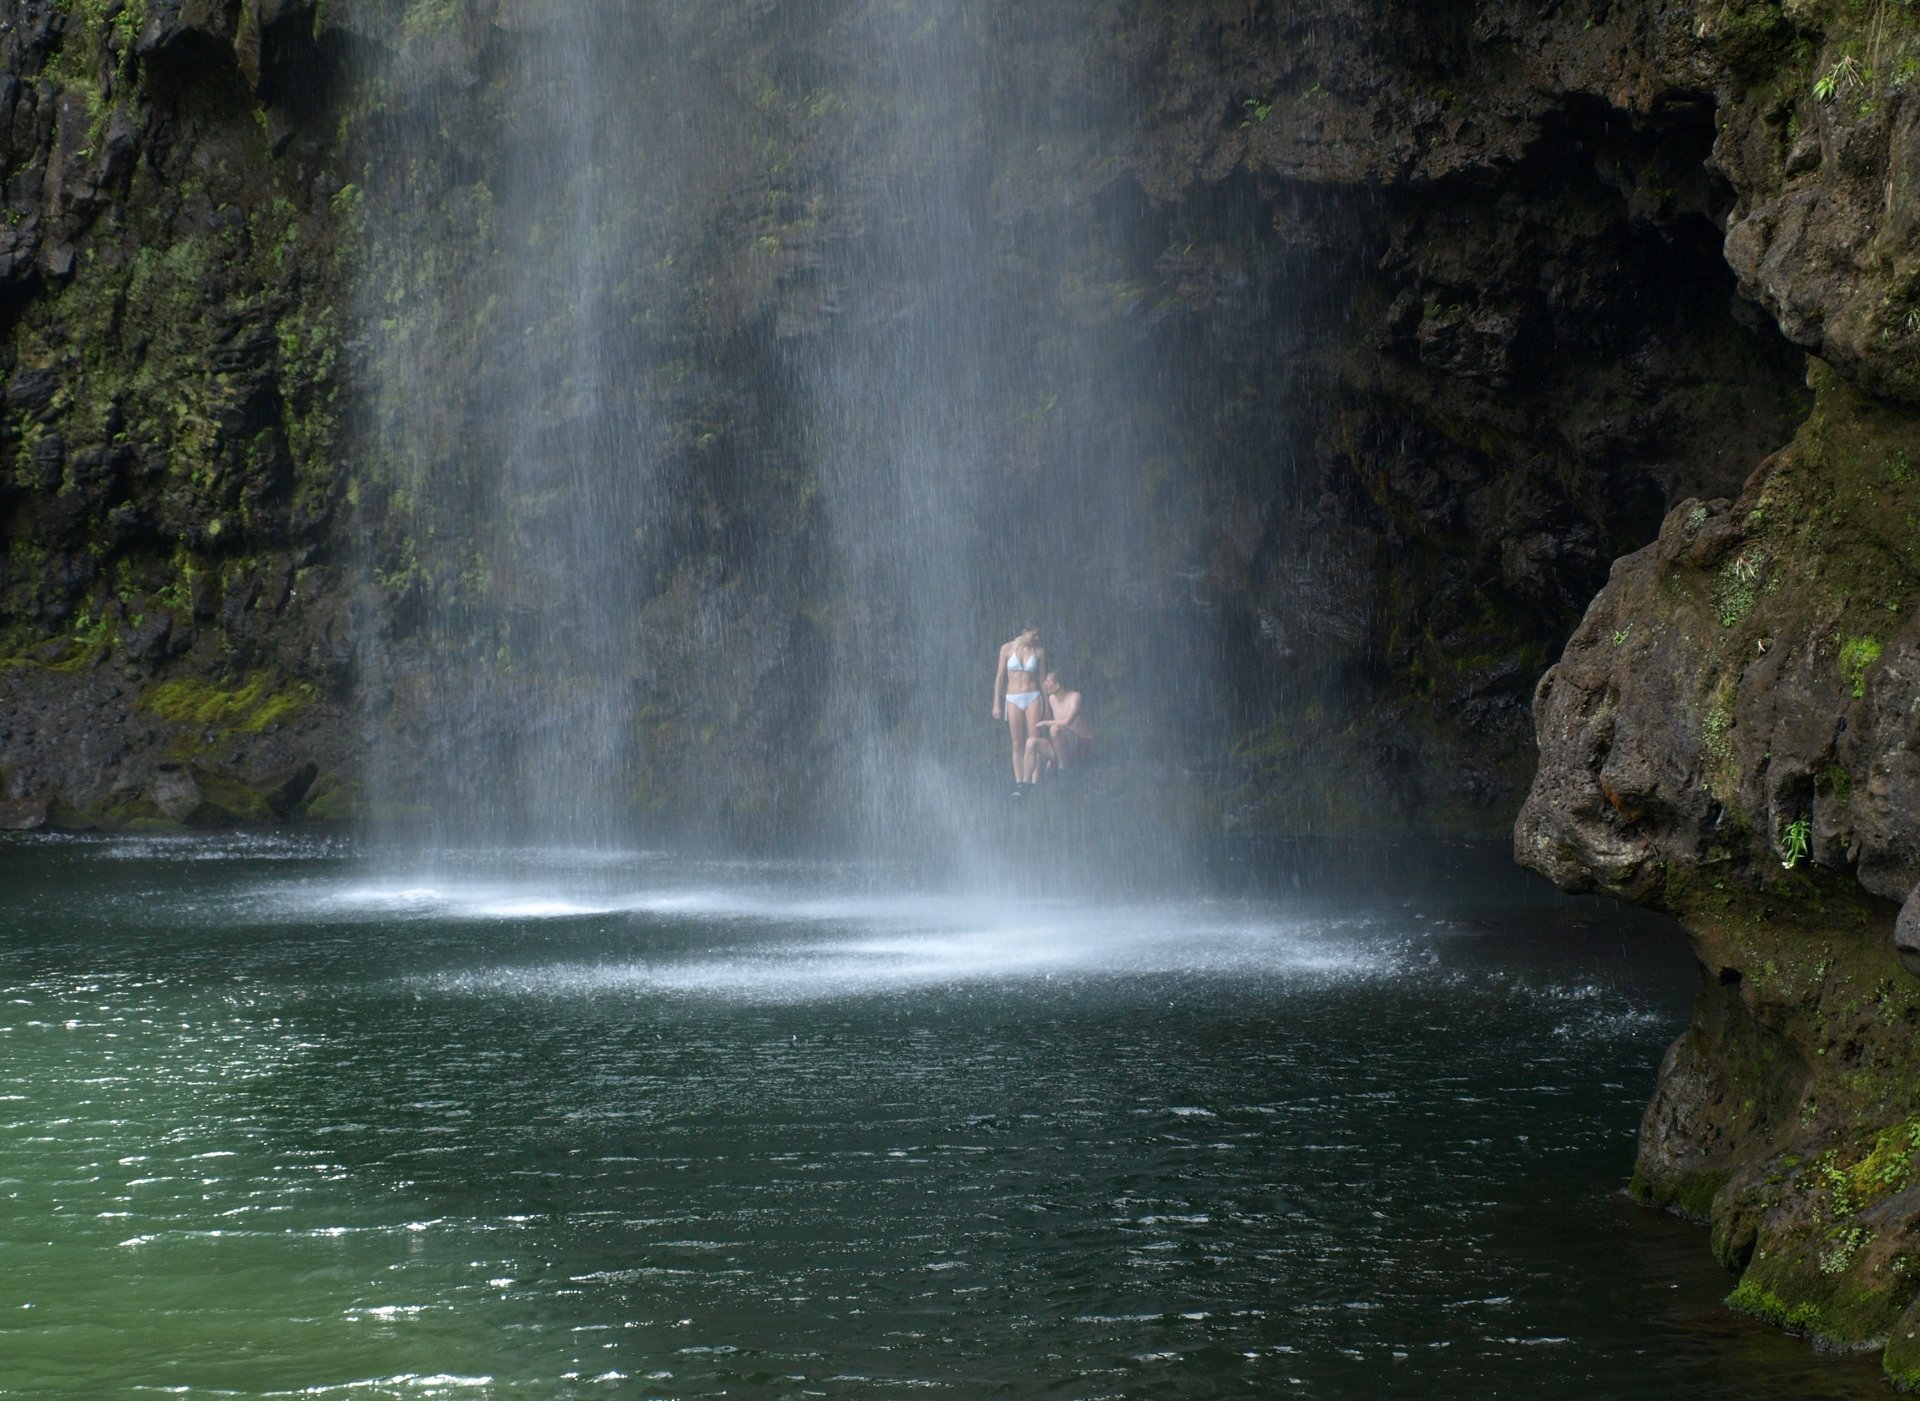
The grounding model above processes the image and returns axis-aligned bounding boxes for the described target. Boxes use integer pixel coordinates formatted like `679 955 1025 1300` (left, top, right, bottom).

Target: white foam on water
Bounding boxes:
261 867 940 926
404 887 1393 1002
52 831 349 863
169 844 1424 1001
153 849 1664 1024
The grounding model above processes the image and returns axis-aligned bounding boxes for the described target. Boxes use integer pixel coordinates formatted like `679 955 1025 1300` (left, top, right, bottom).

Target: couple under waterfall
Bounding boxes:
991 623 1092 796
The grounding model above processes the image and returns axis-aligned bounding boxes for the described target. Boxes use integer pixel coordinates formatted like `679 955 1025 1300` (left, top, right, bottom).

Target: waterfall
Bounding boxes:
351 3 693 849
348 0 1215 875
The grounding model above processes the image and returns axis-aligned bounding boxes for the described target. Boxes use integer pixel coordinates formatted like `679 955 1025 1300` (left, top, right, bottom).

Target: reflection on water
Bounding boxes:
0 836 1892 1398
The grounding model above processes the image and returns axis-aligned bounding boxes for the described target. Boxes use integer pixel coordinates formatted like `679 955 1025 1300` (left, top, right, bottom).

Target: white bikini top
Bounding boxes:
1007 648 1038 673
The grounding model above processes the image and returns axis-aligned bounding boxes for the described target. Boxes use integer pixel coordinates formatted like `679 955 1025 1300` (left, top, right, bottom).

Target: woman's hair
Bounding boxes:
1021 619 1040 635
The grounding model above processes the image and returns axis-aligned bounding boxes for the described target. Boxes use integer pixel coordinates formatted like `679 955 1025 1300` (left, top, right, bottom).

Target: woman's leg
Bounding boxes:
1006 703 1030 783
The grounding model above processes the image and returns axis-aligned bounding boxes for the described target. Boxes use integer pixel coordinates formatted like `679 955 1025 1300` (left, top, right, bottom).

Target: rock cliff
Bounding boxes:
0 0 354 828
1508 0 1920 1380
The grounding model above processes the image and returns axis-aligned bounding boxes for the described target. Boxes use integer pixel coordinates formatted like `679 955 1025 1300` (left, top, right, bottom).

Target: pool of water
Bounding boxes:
0 835 1890 1397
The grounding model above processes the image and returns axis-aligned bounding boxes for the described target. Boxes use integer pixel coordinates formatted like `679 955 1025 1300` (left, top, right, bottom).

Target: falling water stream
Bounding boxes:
349 0 1215 861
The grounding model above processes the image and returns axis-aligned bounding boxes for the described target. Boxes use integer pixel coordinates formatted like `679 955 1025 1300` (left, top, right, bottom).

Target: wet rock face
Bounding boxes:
1493 0 1920 1375
1714 9 1920 403
0 0 356 824
1897 889 1920 979
1517 287 1920 1379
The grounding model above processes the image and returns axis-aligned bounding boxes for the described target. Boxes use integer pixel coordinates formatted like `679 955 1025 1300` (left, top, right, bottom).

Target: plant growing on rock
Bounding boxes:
1714 548 1767 626
1815 54 1864 101
1781 815 1811 869
1839 635 1882 697
69 610 111 649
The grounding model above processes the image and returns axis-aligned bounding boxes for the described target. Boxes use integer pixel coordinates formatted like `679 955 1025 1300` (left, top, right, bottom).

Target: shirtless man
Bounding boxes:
1026 670 1090 779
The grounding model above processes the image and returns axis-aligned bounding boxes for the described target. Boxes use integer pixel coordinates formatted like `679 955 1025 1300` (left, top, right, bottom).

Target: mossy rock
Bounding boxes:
185 767 276 826
1729 1260 1907 1353
121 816 189 833
140 673 311 735
1884 1291 1920 1389
1632 1164 1728 1225
301 778 362 823
1711 0 1801 80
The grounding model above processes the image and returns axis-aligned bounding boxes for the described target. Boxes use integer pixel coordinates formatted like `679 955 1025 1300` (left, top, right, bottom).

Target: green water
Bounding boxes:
0 836 1891 1398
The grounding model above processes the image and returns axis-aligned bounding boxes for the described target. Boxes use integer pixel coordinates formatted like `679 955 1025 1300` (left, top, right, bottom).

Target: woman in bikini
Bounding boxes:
991 622 1047 793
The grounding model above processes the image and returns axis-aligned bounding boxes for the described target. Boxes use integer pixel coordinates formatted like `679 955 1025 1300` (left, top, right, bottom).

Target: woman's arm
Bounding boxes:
992 644 1008 715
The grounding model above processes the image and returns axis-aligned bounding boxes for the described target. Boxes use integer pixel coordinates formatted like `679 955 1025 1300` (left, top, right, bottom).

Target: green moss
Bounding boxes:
1701 677 1739 798
139 673 308 734
1735 367 1918 736
120 815 185 833
1884 1293 1920 1390
1728 1278 1827 1334
396 0 465 40
8 0 348 618
1730 1253 1909 1349
302 780 360 823
242 691 309 732
1714 547 1768 627
143 674 270 726
1633 1164 1727 1222
1652 867 1920 1359
0 639 110 675
188 768 274 825
1714 0 1800 78
1841 635 1883 697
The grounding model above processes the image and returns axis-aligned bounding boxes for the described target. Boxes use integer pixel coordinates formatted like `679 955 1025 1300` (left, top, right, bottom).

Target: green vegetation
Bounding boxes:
1781 815 1811 869
1700 678 1740 800
139 674 308 735
1630 1161 1726 1222
1729 1278 1829 1332
1840 635 1883 697
302 780 361 824
49 0 149 141
70 609 113 649
1715 0 1799 76
1815 53 1865 98
1714 548 1767 627
1650 861 1920 1372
